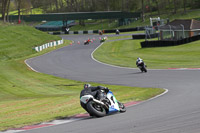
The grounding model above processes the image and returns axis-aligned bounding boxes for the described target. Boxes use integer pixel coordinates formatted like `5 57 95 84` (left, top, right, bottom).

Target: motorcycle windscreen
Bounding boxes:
107 91 120 113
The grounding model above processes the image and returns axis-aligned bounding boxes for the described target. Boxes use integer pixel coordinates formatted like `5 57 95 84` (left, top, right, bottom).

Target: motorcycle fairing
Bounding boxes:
80 95 93 104
107 91 120 113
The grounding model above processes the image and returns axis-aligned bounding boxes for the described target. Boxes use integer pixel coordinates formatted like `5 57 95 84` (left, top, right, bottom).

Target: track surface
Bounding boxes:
25 34 200 133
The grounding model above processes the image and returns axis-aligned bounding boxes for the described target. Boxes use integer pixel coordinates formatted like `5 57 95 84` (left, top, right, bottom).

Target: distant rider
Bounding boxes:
136 57 146 67
87 38 90 43
116 29 120 35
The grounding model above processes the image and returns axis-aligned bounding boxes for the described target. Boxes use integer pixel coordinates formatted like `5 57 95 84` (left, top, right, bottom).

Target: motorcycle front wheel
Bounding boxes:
143 67 147 72
118 102 126 113
87 101 106 117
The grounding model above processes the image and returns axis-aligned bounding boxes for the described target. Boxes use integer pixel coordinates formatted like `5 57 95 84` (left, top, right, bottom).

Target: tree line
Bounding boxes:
1 0 200 22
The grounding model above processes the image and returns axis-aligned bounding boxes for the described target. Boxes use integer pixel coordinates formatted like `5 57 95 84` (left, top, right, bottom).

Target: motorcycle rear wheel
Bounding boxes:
143 67 147 72
87 101 106 117
140 67 147 73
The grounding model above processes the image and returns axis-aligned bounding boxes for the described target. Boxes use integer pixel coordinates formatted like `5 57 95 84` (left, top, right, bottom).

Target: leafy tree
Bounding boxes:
1 0 10 22
141 0 144 22
193 0 200 9
183 0 186 13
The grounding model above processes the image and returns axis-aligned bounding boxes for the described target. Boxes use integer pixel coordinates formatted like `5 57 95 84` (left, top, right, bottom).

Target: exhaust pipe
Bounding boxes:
93 99 105 105
93 98 109 110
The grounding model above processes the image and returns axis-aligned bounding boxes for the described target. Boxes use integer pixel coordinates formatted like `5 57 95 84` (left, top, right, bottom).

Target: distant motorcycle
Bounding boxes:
84 39 90 45
116 29 120 35
137 60 147 73
100 37 107 43
80 88 126 117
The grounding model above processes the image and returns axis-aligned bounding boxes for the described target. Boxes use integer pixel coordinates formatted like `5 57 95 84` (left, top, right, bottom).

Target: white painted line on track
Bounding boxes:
91 42 200 71
142 88 169 103
24 39 75 73
126 88 169 108
0 130 24 133
42 118 83 125
1 89 169 133
0 119 83 133
24 59 39 73
91 42 139 70
13 37 170 133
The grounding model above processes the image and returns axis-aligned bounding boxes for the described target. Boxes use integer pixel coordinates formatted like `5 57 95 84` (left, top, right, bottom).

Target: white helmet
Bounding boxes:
137 57 143 63
84 84 91 89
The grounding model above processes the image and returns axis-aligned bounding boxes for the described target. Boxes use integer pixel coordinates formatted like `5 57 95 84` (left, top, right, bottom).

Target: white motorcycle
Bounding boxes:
137 60 147 73
80 89 126 117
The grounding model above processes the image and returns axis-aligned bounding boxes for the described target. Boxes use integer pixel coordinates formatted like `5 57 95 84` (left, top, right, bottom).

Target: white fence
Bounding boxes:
34 39 64 52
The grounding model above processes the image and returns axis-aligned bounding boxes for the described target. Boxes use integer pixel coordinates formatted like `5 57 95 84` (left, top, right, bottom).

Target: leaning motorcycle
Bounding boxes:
100 37 107 43
84 40 90 45
80 89 126 117
137 61 147 72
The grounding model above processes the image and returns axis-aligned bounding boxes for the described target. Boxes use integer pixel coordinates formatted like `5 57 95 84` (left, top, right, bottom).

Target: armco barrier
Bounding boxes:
88 30 93 34
50 27 145 35
141 35 200 48
132 33 158 39
34 39 64 52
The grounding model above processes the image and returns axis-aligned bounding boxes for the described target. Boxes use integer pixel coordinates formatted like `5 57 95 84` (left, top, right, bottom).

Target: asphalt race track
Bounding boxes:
24 34 200 133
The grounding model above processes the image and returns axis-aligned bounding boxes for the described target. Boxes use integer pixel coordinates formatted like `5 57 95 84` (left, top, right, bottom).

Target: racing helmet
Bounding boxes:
84 84 91 89
137 57 143 64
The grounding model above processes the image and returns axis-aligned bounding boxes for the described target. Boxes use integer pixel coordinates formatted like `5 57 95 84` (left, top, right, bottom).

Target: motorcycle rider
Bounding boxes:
116 29 120 35
87 38 90 43
136 57 146 67
80 84 109 113
84 38 90 45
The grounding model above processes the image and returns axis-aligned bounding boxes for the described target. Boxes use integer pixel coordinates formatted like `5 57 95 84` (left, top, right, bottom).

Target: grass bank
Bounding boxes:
107 35 132 41
0 25 164 131
93 38 200 69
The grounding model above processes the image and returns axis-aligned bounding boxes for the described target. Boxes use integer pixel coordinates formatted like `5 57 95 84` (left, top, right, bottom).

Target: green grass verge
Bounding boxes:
0 25 164 131
107 35 132 41
93 39 200 69
104 31 144 41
